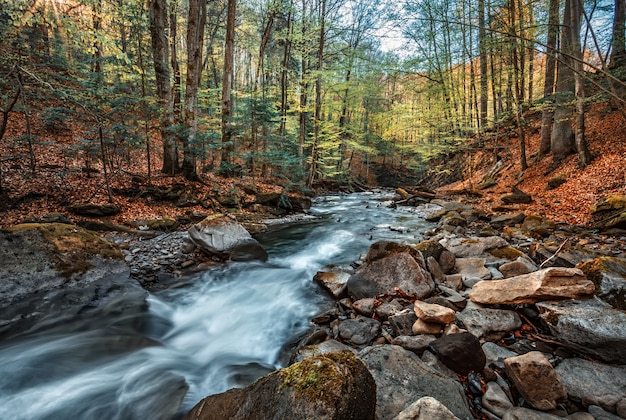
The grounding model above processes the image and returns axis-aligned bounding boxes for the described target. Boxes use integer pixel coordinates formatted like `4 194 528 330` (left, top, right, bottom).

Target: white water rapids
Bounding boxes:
0 191 434 419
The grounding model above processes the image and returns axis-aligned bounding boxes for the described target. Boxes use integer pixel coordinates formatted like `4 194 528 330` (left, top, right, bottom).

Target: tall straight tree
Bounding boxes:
539 0 559 158
551 0 576 163
182 0 207 180
221 0 236 166
610 0 626 68
478 0 488 130
570 0 591 167
149 0 178 175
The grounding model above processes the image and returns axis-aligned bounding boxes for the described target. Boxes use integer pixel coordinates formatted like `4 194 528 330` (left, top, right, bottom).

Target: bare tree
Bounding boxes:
539 0 559 158
221 0 236 167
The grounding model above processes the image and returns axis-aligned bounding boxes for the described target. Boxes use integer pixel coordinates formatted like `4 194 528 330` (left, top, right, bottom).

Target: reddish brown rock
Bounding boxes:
469 267 594 305
504 351 567 411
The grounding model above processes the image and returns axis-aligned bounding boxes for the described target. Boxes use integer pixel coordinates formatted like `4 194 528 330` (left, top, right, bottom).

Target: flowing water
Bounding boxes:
0 191 435 420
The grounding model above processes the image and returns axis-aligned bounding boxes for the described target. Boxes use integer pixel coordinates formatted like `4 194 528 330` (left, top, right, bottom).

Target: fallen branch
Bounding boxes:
539 238 570 268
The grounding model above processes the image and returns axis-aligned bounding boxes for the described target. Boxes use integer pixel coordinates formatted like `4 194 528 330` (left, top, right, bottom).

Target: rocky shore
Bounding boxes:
1 190 625 419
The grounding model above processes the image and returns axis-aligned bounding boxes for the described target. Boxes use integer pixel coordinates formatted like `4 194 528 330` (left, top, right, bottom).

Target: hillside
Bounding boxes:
421 102 626 226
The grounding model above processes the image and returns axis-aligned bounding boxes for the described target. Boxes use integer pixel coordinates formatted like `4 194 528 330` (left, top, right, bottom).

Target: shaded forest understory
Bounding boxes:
1 99 624 228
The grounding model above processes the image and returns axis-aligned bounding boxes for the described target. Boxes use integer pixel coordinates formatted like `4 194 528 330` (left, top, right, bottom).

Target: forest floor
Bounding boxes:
431 102 626 226
1 101 625 229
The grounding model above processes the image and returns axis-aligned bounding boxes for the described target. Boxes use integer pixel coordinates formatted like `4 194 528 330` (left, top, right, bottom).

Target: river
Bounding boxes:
0 191 435 420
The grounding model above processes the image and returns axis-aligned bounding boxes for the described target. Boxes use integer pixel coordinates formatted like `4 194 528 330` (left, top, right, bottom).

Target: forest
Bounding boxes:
0 0 625 216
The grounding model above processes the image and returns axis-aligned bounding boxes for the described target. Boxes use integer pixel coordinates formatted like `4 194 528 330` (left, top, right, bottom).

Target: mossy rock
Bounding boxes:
489 246 525 260
578 257 626 309
522 215 556 238
547 174 567 190
591 194 626 215
187 351 376 420
365 241 430 265
6 223 122 280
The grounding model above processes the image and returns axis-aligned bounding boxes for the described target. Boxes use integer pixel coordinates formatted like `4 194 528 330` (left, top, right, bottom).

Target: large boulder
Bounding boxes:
537 299 626 364
358 345 473 420
591 195 626 231
0 223 144 340
555 358 626 416
186 351 376 420
188 214 267 261
503 351 567 411
347 242 434 300
578 257 626 310
469 267 595 305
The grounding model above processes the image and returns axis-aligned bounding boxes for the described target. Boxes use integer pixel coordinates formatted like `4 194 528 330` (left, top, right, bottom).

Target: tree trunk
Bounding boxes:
478 0 489 130
299 0 309 164
307 0 326 187
610 0 626 68
170 0 182 123
510 0 527 170
570 0 592 167
149 0 178 175
183 0 207 180
280 0 293 137
221 0 236 167
551 0 576 163
539 0 559 157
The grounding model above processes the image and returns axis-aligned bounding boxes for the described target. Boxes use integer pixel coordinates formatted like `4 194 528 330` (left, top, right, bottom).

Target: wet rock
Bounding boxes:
313 270 350 298
578 257 626 310
537 299 626 364
469 267 595 305
188 214 267 262
293 339 356 362
482 381 514 417
389 310 419 336
412 319 443 335
393 396 460 420
338 316 381 346
455 258 492 281
187 351 376 420
347 242 434 300
555 358 626 415
490 212 526 229
502 407 563 420
429 332 486 375
504 351 567 411
358 345 472 420
440 236 510 258
456 305 521 341
391 335 436 355
414 301 456 325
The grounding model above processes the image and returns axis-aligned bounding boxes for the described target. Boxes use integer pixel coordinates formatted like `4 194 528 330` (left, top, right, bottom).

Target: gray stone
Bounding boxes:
429 332 486 375
482 342 518 367
439 250 456 274
456 305 522 341
499 260 533 278
293 339 356 362
389 310 419 336
392 335 437 354
588 405 624 420
502 407 562 420
313 270 351 298
353 298 377 316
188 351 376 420
490 213 526 230
482 382 513 417
376 300 405 320
537 299 626 363
347 246 435 300
555 357 626 415
455 258 492 281
428 256 446 283
338 316 381 346
393 396 460 420
444 274 464 290
440 236 510 258
359 345 473 420
188 214 267 261
504 351 567 411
